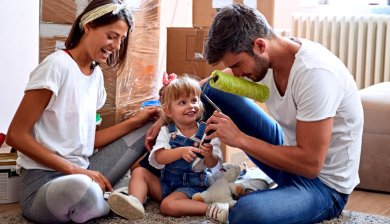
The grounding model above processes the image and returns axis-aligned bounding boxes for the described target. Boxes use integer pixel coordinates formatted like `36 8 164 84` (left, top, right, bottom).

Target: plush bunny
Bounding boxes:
192 163 244 208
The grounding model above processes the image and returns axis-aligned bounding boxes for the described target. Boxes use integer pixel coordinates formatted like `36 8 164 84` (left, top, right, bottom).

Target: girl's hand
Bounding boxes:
200 142 219 168
180 146 200 163
199 143 213 158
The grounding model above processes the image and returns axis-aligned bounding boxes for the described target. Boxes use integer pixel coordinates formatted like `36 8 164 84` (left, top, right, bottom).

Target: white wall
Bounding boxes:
0 0 40 133
274 0 320 31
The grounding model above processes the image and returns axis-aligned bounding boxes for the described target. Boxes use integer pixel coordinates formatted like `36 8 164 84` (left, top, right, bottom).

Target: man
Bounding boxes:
199 3 364 224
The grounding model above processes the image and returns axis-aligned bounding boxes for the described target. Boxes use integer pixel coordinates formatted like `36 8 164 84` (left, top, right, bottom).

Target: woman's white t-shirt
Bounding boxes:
16 50 107 171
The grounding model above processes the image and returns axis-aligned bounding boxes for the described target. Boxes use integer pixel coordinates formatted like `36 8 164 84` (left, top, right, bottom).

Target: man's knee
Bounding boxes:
229 196 272 224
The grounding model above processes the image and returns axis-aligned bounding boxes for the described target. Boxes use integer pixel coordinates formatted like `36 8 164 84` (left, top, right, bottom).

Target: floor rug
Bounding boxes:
1 201 389 224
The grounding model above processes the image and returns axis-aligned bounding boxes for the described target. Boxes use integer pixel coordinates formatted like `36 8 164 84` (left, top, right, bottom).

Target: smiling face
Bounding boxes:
165 93 201 128
84 20 128 64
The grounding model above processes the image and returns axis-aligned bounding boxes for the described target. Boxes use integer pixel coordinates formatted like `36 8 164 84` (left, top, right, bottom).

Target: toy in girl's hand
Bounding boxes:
209 70 270 103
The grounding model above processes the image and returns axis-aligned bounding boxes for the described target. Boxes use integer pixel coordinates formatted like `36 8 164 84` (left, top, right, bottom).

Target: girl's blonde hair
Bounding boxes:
160 75 204 124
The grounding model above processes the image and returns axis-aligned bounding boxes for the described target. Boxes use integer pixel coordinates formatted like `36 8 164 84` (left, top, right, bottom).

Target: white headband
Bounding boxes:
79 3 128 29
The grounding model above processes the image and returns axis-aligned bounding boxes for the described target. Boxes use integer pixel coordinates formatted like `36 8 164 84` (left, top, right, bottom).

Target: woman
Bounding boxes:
6 0 159 223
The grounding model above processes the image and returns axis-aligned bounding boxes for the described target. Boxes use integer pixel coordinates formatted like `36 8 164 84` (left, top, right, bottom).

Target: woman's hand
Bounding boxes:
133 106 160 125
145 117 164 151
76 168 113 193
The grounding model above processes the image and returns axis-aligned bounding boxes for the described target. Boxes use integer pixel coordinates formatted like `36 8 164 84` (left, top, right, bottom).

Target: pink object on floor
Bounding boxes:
0 133 6 146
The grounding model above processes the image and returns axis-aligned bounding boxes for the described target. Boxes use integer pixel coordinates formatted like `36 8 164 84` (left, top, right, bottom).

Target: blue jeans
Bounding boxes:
202 83 348 224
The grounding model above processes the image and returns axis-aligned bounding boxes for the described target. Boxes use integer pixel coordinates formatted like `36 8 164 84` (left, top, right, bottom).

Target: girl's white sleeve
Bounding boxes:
210 138 223 171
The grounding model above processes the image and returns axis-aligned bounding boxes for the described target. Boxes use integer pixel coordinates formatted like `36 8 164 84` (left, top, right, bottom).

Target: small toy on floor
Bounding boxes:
192 163 273 208
236 162 276 194
192 163 244 208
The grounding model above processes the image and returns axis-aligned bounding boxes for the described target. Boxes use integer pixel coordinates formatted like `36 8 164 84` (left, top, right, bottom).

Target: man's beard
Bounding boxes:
250 54 269 82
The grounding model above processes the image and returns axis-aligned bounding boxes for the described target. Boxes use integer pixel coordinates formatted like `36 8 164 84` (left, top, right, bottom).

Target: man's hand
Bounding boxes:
205 111 245 149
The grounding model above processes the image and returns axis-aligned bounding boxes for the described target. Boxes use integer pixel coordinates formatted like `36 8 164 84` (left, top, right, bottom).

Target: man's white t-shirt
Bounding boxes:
261 39 364 194
16 50 107 171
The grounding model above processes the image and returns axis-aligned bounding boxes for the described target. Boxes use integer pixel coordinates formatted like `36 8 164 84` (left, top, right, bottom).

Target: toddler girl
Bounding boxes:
108 73 229 222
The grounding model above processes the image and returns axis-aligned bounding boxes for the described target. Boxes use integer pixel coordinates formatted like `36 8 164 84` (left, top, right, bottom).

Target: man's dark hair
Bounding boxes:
204 3 275 65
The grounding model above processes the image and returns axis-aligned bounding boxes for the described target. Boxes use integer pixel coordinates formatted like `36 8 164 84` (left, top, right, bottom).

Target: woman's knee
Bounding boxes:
23 175 102 223
46 174 101 202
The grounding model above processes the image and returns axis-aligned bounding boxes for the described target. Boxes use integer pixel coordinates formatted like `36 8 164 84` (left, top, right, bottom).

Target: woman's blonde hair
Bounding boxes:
159 75 204 124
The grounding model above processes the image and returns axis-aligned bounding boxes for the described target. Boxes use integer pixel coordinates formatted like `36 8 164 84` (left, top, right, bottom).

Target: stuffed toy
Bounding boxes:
192 163 244 208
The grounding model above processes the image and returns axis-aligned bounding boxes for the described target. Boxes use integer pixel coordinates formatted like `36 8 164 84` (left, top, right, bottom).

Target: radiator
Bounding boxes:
292 13 390 89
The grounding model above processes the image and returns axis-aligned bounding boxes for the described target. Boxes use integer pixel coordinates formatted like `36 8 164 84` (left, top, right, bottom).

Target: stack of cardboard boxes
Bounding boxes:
167 0 275 79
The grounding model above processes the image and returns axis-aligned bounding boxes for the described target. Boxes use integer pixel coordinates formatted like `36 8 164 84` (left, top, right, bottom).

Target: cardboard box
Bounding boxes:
41 0 81 24
193 0 275 27
167 27 224 79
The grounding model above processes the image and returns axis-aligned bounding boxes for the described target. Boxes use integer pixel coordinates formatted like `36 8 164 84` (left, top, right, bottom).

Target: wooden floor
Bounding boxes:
345 189 390 217
1 189 389 218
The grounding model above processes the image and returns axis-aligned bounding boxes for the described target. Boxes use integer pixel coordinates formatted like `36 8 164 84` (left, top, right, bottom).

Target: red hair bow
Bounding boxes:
162 72 177 86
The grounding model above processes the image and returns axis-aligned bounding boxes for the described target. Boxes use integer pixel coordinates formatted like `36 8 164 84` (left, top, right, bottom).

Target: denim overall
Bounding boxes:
160 122 209 199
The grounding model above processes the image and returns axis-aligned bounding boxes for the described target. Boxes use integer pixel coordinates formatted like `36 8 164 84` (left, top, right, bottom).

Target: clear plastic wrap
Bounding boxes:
98 0 161 127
